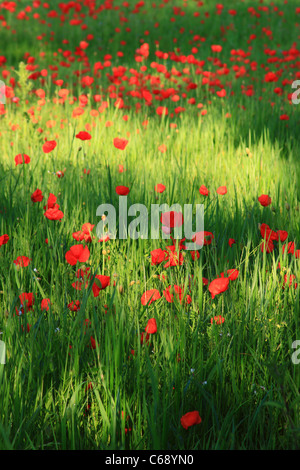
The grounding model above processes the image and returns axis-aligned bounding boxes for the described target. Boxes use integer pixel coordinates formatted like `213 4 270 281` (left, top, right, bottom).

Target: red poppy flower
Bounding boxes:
163 284 191 304
44 207 64 220
156 106 168 116
258 194 272 207
216 185 227 195
199 185 209 196
154 184 166 193
140 331 150 345
13 256 31 267
228 238 236 247
72 107 85 118
19 293 35 312
151 248 167 265
277 230 288 242
260 239 274 253
81 75 94 87
265 72 278 83
31 189 43 203
15 154 30 166
141 289 161 306
76 267 91 282
42 140 57 153
113 137 128 150
90 336 97 349
168 237 186 251
116 185 130 196
211 315 225 325
73 223 95 243
0 234 9 247
98 234 110 243
92 275 111 297
65 244 90 266
76 131 92 141
260 223 278 242
283 274 297 289
216 89 226 98
41 298 51 311
211 45 222 53
160 211 183 228
83 223 95 236
282 241 295 255
227 269 239 281
192 231 214 247
208 277 229 299
163 285 184 303
68 300 80 311
72 280 89 291
180 411 202 430
43 193 58 210
190 250 200 261
145 318 157 334
158 144 167 153
164 249 184 269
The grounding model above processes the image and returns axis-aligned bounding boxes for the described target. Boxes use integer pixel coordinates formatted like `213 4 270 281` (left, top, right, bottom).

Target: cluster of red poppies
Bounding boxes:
1 0 299 128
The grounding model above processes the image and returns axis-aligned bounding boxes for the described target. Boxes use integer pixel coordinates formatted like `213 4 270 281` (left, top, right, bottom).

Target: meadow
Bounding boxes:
0 0 299 450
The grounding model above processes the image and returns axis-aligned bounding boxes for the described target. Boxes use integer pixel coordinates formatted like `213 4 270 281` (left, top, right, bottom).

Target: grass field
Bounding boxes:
0 0 300 451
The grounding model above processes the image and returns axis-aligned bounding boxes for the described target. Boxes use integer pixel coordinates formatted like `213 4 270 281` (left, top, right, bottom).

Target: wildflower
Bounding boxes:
15 154 30 166
31 189 43 203
145 318 157 334
65 244 90 266
141 289 161 306
217 185 227 195
211 315 225 325
76 131 92 140
42 140 57 153
113 138 128 150
208 277 229 299
92 275 110 297
68 300 80 311
154 184 166 193
180 411 202 430
44 207 64 220
13 256 31 267
0 235 9 247
199 185 209 196
258 194 272 207
116 186 130 196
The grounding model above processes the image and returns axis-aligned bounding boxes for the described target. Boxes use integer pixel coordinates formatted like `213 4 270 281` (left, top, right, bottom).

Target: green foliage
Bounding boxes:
13 62 33 111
